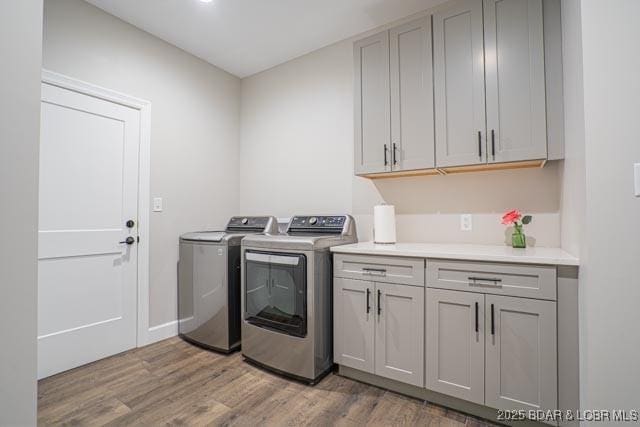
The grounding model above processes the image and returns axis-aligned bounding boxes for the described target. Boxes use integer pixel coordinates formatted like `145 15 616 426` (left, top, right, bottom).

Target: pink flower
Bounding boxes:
501 209 522 225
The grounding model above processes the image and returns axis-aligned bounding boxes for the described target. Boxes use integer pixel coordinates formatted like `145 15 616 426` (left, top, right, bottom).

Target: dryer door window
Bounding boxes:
244 251 307 337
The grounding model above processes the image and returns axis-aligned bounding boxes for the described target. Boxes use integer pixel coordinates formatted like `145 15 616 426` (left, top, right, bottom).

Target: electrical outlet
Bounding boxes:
153 197 163 212
460 214 472 231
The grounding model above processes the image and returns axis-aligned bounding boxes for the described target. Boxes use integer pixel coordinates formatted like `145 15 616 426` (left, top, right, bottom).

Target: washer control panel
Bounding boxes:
289 216 347 233
226 216 273 231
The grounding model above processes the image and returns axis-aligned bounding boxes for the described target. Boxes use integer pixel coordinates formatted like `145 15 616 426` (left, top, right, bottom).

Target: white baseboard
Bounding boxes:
145 320 178 346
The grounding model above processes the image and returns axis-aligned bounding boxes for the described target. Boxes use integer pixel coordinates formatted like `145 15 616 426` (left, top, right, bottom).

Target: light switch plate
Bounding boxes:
635 163 640 197
460 214 472 231
153 197 163 212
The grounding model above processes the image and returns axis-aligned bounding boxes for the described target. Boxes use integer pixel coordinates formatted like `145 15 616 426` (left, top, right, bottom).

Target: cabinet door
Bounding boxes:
426 289 485 404
375 282 424 387
433 0 486 168
485 295 557 412
354 31 390 175
390 17 435 171
333 278 375 373
484 0 547 163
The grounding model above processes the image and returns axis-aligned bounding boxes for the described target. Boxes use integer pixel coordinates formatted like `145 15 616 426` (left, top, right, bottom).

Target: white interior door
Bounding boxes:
38 81 140 379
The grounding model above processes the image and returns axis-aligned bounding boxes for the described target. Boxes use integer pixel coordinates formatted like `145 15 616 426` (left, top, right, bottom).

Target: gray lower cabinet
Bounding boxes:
426 261 558 417
333 277 424 387
425 288 485 404
334 254 425 287
333 277 375 373
375 282 424 387
335 253 564 422
485 294 557 413
426 259 557 300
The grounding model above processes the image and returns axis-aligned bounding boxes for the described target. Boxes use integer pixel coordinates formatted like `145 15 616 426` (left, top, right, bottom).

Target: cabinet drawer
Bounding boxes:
334 254 425 287
427 260 556 300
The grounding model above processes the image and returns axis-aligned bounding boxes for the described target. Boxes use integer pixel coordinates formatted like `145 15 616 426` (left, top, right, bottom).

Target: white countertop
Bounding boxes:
331 242 580 266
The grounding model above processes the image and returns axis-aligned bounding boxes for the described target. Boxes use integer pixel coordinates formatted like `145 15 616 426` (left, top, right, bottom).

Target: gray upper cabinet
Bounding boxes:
354 32 391 175
485 295 557 413
484 0 547 163
390 17 435 171
375 282 424 387
426 288 484 404
433 0 487 168
354 0 561 176
333 277 375 373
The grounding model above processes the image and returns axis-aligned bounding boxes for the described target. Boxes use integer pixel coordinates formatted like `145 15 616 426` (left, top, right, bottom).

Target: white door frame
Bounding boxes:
41 69 153 347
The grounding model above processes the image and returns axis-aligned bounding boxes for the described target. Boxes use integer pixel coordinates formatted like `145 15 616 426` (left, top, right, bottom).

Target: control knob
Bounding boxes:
309 217 318 225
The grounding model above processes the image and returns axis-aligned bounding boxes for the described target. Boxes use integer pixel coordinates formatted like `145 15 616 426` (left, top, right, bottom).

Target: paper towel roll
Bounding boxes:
373 204 396 244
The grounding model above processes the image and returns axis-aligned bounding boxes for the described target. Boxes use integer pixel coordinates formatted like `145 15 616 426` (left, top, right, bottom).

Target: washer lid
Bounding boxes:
180 231 227 242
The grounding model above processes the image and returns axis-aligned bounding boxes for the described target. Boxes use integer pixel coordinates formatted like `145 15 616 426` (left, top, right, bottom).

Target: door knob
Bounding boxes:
119 236 135 245
126 220 135 228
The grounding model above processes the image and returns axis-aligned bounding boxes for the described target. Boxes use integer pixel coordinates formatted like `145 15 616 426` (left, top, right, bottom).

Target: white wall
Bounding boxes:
0 1 42 424
240 39 561 247
577 0 640 418
240 40 354 217
43 0 242 327
559 0 586 258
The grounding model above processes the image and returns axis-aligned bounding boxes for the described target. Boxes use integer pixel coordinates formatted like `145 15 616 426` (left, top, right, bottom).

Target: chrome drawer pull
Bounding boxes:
362 267 386 276
468 276 502 286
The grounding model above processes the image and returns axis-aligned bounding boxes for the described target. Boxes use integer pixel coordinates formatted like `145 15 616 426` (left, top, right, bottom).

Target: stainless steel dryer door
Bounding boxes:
244 251 307 337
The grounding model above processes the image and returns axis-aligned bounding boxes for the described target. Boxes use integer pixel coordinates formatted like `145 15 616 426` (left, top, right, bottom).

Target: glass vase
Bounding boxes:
511 226 526 248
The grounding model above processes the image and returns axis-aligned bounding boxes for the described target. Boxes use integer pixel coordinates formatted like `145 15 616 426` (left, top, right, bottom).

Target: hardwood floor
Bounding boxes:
38 337 498 426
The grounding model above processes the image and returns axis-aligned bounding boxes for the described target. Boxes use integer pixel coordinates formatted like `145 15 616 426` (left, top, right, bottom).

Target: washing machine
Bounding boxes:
240 215 357 382
178 216 277 353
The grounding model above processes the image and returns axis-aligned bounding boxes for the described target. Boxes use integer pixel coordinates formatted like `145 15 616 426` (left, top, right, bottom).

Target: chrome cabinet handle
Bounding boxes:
491 303 495 336
475 301 479 333
491 129 496 158
366 288 371 314
392 143 398 165
468 276 502 286
362 267 386 276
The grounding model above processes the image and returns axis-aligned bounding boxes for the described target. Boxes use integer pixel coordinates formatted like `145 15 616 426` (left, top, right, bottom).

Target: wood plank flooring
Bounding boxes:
38 337 498 426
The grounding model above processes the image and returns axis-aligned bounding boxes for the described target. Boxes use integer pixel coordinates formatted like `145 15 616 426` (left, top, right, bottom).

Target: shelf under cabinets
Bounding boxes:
359 159 547 179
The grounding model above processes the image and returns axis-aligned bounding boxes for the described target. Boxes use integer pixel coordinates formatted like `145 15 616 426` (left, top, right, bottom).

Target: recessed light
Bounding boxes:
199 0 213 3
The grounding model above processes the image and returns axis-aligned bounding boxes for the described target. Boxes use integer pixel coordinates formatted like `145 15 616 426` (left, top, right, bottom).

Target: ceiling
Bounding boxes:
84 0 445 78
